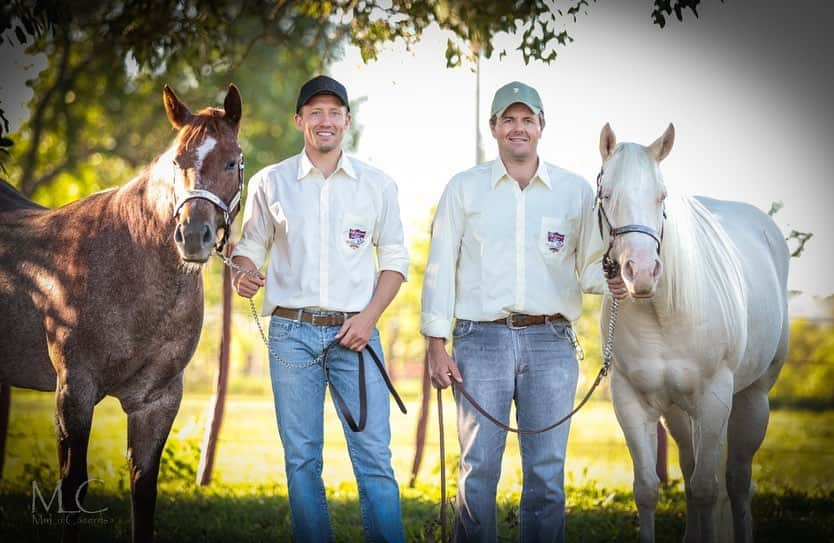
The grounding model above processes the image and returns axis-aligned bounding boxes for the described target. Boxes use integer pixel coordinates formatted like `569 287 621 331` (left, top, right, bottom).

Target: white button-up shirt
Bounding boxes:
233 150 409 315
420 159 606 339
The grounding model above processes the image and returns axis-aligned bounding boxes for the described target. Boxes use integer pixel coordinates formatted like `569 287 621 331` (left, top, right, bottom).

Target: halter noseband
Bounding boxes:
172 152 245 254
594 167 666 279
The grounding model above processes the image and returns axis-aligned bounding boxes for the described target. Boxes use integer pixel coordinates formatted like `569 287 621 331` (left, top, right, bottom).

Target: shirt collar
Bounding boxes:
297 149 358 181
490 158 551 190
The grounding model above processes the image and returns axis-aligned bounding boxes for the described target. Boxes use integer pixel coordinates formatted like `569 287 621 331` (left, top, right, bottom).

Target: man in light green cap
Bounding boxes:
421 81 620 542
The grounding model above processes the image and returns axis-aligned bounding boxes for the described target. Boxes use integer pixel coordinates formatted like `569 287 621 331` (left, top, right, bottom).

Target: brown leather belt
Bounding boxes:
482 313 564 327
272 307 358 326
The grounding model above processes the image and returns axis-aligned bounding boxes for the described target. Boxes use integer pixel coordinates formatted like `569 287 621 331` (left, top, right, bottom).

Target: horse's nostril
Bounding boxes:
623 260 636 282
653 260 663 279
202 224 212 245
174 224 184 243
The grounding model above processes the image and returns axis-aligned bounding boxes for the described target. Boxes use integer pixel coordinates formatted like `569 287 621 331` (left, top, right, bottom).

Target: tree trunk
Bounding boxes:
0 384 10 478
408 346 431 487
656 421 668 484
197 244 233 485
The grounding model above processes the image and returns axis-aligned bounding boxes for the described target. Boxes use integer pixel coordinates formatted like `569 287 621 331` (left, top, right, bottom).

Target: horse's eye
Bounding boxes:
226 159 236 170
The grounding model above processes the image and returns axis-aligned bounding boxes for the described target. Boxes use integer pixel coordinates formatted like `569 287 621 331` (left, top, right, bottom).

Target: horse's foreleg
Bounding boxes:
55 375 97 543
664 405 700 543
690 367 733 543
125 378 182 543
726 383 769 543
611 371 661 543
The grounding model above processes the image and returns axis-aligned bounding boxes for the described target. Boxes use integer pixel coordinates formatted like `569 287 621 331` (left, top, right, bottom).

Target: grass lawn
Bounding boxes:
1 384 832 542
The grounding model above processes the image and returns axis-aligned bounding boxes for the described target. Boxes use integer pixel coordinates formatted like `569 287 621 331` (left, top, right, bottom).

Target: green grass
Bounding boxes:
1 387 833 541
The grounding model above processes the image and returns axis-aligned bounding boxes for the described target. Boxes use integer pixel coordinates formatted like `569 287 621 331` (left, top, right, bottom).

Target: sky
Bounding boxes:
329 0 834 312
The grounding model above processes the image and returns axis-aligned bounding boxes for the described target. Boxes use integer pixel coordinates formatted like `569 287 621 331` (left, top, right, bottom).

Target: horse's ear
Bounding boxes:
223 84 242 132
649 123 675 162
163 85 193 129
600 122 617 161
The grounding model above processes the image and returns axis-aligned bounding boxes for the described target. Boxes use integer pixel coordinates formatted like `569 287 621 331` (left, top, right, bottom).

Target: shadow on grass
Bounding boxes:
1 483 832 542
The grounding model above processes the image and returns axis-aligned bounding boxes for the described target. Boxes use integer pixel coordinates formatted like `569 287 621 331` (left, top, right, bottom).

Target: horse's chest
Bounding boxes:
614 319 725 406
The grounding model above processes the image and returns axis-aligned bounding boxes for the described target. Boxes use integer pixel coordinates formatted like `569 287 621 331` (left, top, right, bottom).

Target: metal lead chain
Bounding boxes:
601 297 619 376
214 253 326 369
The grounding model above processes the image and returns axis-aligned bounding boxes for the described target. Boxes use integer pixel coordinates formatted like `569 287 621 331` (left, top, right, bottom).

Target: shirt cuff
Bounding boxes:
231 239 267 271
420 315 453 340
377 245 409 281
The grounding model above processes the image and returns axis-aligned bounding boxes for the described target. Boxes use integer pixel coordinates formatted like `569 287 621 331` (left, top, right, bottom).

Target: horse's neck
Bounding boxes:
110 153 185 273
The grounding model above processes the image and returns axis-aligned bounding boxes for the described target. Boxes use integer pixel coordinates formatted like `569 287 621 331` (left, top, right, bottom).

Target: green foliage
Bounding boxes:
2 391 833 541
771 311 834 409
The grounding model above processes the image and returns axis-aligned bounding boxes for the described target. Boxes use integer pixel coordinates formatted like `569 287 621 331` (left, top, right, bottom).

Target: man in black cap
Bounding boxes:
232 75 409 542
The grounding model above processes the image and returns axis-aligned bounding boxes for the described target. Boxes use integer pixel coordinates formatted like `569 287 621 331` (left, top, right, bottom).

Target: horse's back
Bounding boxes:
696 195 790 390
0 179 47 212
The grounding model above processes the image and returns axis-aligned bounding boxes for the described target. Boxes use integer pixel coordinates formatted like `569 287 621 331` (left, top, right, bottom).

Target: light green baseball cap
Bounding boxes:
490 81 543 119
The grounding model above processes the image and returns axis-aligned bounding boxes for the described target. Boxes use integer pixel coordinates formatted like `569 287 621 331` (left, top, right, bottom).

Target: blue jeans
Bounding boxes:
452 318 579 543
268 314 405 543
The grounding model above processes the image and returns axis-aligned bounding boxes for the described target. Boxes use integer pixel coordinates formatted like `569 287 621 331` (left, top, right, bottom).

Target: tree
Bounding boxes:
1 0 708 178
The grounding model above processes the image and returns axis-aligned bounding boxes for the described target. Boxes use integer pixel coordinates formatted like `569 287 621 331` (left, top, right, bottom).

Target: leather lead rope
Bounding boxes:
326 339 408 432
437 388 448 542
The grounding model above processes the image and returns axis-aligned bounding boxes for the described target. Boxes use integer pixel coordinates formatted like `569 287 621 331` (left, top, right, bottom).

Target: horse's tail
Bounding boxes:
0 179 47 212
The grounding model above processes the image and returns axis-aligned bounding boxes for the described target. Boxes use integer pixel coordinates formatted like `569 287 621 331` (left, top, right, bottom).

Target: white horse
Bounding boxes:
596 123 790 543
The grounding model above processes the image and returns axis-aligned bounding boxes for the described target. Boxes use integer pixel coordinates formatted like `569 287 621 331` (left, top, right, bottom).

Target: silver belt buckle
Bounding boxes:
506 313 528 330
310 313 327 326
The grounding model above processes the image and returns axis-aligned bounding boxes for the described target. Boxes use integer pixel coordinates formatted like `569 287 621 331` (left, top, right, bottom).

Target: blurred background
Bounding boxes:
1 1 832 541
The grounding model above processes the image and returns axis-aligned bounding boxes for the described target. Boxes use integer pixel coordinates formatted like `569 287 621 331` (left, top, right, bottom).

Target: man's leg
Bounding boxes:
452 322 516 543
326 328 406 543
268 317 332 542
515 320 579 543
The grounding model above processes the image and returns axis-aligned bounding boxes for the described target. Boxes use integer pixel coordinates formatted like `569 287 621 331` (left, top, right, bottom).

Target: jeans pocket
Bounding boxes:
452 319 474 339
269 316 294 341
547 320 571 340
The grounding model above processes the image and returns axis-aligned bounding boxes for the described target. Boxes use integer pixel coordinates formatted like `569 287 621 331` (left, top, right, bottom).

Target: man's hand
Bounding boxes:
232 256 265 298
606 274 628 300
428 337 462 389
336 311 377 352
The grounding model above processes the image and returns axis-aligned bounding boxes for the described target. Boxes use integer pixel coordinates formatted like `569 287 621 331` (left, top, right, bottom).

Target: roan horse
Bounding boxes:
596 123 789 543
0 84 243 542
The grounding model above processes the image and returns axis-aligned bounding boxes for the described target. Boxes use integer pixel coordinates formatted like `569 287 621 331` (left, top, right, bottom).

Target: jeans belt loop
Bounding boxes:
295 308 304 322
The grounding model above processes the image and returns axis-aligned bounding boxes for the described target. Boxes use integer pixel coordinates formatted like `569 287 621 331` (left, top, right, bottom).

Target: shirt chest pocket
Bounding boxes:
339 213 375 255
538 216 576 262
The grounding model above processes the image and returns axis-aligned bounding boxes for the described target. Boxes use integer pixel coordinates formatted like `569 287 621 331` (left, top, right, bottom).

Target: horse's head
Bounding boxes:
596 123 675 298
163 84 243 263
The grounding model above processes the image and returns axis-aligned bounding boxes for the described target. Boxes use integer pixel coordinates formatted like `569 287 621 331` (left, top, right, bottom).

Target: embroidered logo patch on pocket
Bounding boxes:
347 227 368 249
546 231 565 253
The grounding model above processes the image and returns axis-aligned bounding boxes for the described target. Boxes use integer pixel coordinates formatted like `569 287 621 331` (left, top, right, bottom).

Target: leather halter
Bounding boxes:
172 152 245 253
594 167 666 278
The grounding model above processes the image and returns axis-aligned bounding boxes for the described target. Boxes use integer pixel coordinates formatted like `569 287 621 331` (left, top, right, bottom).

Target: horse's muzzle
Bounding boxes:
174 221 215 262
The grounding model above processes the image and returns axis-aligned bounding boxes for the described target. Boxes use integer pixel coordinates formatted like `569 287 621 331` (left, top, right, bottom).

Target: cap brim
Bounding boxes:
492 101 542 119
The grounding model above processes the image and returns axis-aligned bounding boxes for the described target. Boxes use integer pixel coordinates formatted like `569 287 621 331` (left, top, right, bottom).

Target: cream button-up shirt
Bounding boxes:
420 158 606 339
233 150 409 316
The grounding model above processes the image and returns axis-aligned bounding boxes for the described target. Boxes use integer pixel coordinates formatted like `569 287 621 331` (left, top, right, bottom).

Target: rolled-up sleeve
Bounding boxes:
576 183 606 295
374 179 410 281
420 177 464 339
232 172 273 270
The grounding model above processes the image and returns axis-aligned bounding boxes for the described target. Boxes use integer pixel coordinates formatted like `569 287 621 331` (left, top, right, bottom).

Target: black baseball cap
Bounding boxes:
296 75 350 113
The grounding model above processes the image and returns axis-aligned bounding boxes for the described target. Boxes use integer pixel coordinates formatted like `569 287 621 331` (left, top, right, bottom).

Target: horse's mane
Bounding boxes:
660 190 748 343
